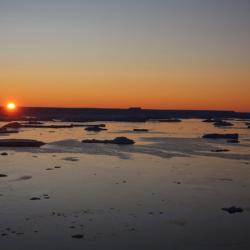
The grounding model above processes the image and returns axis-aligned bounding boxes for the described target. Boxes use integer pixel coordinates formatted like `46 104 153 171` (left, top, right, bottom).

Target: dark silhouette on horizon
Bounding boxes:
0 107 249 122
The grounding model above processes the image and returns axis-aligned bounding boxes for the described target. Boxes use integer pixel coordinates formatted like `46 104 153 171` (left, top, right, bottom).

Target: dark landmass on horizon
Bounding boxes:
0 107 250 122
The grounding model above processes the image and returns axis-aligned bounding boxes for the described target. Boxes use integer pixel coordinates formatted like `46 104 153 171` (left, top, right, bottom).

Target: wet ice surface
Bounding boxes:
0 119 250 250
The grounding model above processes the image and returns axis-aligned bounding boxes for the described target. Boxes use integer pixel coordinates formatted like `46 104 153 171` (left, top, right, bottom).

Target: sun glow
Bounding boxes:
6 102 16 111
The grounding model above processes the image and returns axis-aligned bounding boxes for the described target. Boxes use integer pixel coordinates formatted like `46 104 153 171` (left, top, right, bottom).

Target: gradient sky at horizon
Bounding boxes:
0 0 249 111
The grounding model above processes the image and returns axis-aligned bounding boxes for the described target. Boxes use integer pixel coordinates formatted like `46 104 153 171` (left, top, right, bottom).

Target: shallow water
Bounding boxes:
0 120 250 249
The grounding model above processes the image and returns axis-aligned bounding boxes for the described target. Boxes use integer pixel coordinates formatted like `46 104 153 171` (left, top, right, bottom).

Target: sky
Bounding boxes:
0 0 249 111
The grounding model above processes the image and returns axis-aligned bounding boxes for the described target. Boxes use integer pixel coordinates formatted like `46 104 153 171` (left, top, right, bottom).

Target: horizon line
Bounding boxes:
0 106 249 113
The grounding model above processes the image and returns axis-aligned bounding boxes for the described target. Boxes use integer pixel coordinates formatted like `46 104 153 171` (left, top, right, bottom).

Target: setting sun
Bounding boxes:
6 102 16 111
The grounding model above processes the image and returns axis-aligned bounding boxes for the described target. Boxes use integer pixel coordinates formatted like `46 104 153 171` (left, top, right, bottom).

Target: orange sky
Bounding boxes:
1 61 249 111
0 1 249 112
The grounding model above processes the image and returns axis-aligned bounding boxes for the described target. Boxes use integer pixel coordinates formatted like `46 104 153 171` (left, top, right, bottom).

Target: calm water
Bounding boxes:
0 119 250 249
